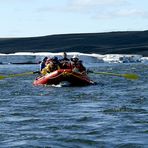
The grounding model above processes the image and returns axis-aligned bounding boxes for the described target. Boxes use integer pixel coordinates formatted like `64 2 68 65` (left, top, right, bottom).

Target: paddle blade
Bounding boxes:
9 71 34 77
122 74 139 80
0 72 35 80
90 71 139 80
0 75 7 80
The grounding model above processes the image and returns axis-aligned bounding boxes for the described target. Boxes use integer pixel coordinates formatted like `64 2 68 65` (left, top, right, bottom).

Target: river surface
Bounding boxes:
0 63 148 148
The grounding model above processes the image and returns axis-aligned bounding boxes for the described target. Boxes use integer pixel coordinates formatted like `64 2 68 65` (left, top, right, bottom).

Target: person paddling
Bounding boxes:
70 55 86 74
41 56 60 75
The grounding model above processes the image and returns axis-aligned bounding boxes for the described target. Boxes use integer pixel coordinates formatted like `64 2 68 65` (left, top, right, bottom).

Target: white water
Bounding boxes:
0 52 148 64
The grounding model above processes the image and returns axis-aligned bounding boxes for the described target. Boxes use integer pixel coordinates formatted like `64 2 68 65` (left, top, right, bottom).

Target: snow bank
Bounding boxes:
0 52 147 64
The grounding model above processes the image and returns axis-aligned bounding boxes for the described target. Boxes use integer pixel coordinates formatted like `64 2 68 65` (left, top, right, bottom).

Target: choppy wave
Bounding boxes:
0 52 148 64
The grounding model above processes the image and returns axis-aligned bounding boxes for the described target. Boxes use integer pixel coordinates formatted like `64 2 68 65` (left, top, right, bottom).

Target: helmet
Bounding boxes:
71 55 79 62
72 55 78 59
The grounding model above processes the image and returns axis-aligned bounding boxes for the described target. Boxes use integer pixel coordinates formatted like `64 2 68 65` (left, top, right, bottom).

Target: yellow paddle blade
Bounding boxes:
91 71 139 80
8 72 34 77
122 74 139 80
0 75 7 80
0 72 34 80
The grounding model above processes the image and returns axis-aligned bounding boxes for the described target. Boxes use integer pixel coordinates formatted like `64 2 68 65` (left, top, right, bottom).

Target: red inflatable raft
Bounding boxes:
33 69 94 86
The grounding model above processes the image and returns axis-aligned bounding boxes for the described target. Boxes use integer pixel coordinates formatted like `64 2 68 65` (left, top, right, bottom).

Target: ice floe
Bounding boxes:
102 54 142 63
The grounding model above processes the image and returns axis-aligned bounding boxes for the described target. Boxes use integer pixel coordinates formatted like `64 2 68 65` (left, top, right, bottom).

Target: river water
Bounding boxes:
0 63 148 148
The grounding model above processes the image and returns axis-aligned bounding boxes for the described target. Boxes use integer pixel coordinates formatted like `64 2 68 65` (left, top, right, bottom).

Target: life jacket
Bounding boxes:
40 63 51 75
41 67 48 75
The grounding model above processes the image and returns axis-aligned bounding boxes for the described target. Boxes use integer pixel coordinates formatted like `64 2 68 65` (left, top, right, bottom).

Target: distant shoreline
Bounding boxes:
0 30 148 56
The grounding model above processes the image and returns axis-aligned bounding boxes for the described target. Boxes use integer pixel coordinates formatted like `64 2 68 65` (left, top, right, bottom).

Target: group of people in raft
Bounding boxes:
39 52 87 76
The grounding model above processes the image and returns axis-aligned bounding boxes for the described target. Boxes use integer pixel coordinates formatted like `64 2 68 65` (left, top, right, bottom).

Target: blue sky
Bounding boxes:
0 0 148 37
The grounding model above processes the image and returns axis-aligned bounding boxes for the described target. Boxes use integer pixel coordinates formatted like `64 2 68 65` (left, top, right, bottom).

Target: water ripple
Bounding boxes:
0 63 148 147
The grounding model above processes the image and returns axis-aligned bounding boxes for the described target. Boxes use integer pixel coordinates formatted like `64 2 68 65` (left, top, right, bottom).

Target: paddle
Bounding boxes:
88 71 139 80
0 71 40 80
